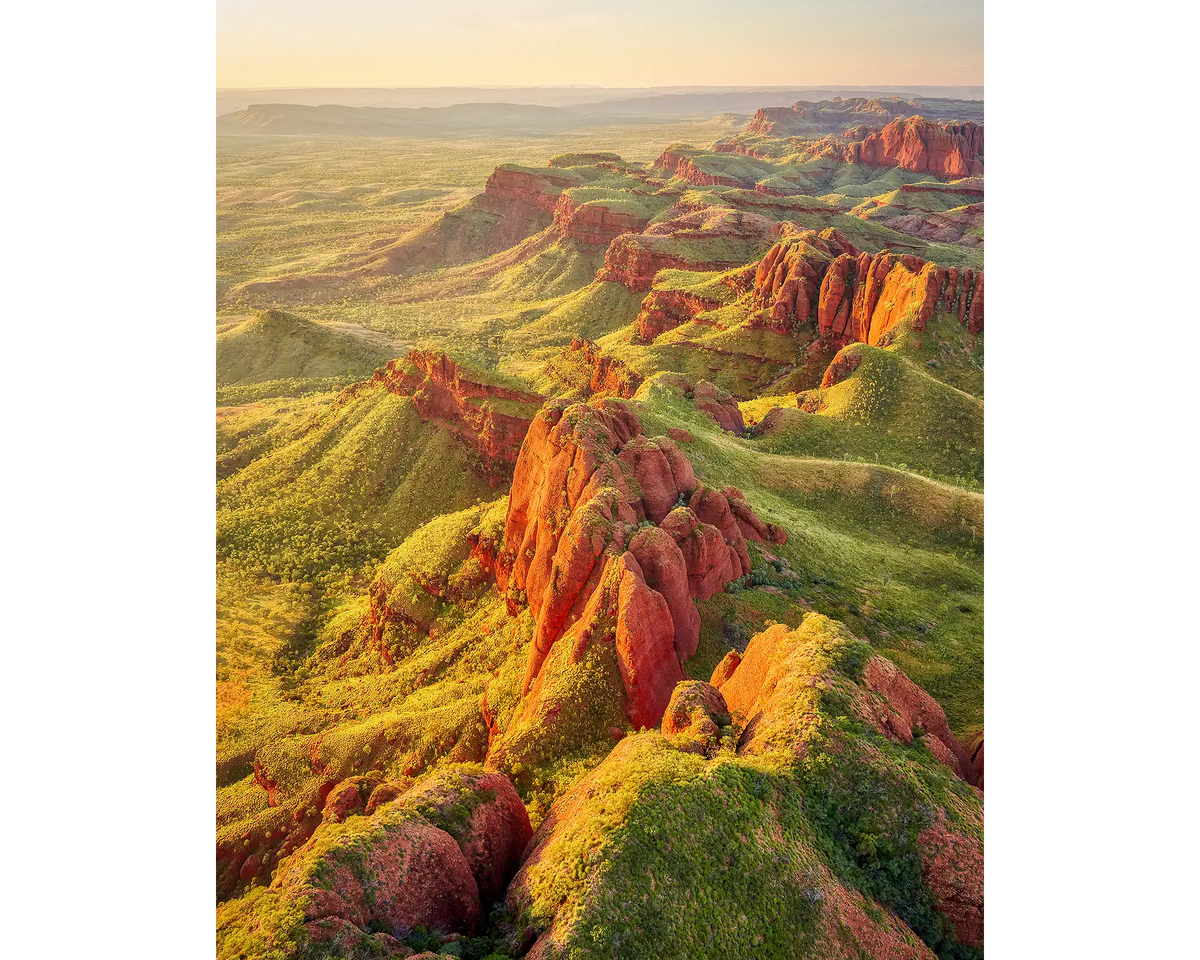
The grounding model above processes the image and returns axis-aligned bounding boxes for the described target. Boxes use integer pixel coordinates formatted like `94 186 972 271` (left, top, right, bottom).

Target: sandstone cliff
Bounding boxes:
366 350 545 485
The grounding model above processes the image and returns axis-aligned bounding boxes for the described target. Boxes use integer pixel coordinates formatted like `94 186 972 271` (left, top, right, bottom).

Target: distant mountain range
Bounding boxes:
216 84 983 120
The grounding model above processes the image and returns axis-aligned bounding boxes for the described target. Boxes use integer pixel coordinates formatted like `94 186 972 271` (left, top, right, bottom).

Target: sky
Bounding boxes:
216 0 982 89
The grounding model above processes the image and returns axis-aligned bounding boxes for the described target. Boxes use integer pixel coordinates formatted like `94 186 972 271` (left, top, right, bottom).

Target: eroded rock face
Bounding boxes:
844 117 984 178
365 350 545 485
231 768 529 955
484 166 581 214
492 398 782 733
751 227 858 333
597 207 770 293
709 618 984 950
819 347 863 388
859 657 976 782
744 96 943 137
661 680 730 758
966 729 985 790
634 287 723 342
645 373 750 437
556 337 643 399
653 148 746 187
694 381 747 435
715 621 975 784
552 194 649 245
751 229 983 340
919 821 985 949
399 768 533 903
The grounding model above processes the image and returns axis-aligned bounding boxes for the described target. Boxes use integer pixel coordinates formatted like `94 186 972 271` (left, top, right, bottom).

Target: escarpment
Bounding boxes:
483 165 582 215
552 193 650 245
739 96 907 136
653 147 745 187
368 350 545 484
842 117 984 178
490 398 784 739
633 287 725 341
752 229 984 342
598 207 772 292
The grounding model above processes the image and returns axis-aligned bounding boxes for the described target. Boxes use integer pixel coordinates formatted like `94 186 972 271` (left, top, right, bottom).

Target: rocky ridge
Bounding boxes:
362 351 546 484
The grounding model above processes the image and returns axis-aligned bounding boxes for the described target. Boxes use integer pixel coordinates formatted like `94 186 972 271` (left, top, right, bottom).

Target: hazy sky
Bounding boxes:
217 0 982 89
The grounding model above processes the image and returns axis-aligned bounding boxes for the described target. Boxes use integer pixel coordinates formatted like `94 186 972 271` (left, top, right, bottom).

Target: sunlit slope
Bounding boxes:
217 384 494 584
216 309 393 388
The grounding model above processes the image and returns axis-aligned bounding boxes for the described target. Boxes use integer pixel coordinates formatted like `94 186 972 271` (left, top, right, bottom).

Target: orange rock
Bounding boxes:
844 117 984 177
494 397 780 736
820 347 863 388
966 270 984 333
751 229 856 333
367 350 544 486
558 337 643 398
552 194 649 245
661 680 730 755
613 552 686 729
709 649 742 688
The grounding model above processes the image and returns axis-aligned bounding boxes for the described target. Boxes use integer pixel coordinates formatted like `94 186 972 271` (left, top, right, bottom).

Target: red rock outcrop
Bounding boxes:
751 227 859 333
715 621 976 786
653 148 745 187
597 236 697 292
288 817 481 940
598 208 771 293
484 166 581 214
751 230 984 340
366 351 545 485
965 730 984 790
633 288 724 342
552 193 650 245
966 271 984 334
744 97 932 137
557 337 643 399
661 680 730 756
919 821 985 949
693 381 746 434
819 348 863 389
842 117 984 178
492 398 783 732
399 768 533 902
896 181 984 199
243 768 530 955
859 657 975 781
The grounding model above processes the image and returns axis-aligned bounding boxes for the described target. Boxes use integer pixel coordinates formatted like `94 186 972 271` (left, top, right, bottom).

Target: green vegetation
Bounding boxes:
636 376 982 731
217 385 494 585
743 338 985 489
216 118 984 960
510 615 981 960
217 309 394 388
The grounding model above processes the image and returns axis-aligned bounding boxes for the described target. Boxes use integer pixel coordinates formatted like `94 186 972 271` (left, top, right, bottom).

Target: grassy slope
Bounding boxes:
636 378 983 733
216 309 393 387
740 329 984 490
216 384 495 585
